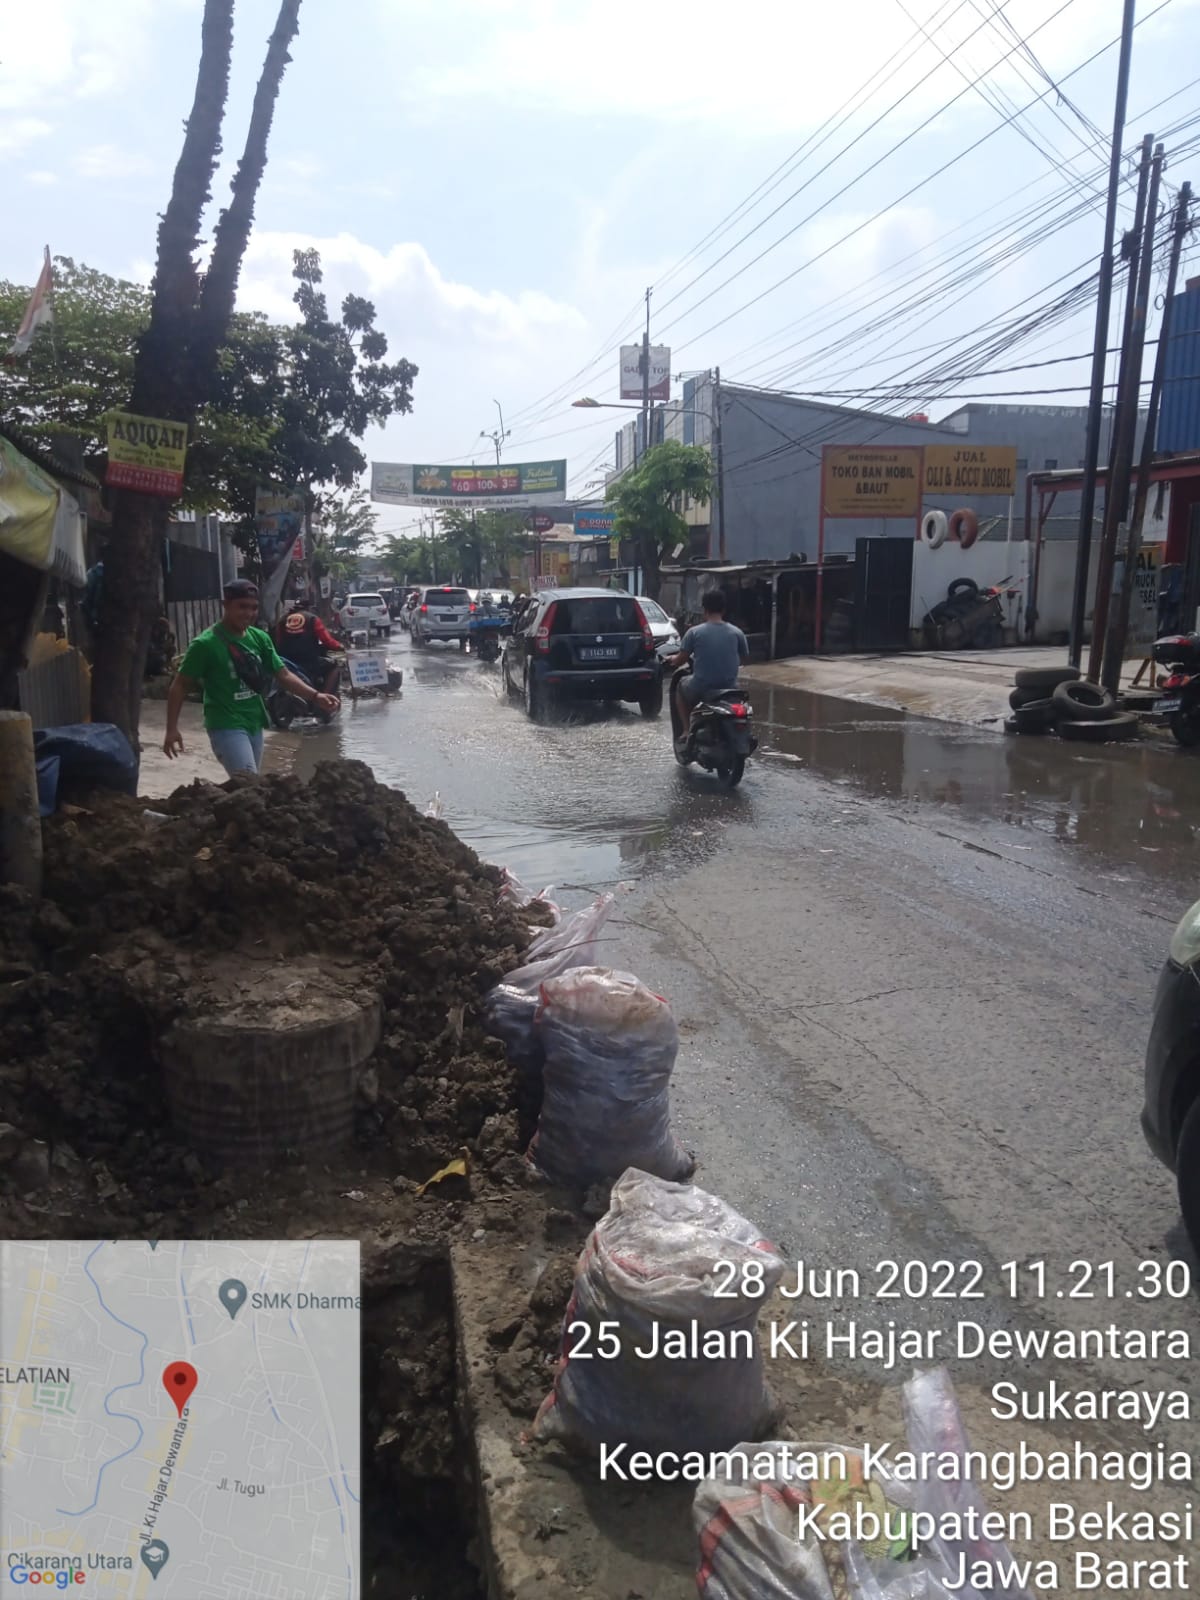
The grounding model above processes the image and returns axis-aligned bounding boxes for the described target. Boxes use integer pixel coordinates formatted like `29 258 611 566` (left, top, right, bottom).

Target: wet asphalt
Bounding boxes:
272 632 1200 1402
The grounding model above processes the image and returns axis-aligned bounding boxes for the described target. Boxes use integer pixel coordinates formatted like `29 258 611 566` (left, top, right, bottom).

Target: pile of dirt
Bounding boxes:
0 759 545 1236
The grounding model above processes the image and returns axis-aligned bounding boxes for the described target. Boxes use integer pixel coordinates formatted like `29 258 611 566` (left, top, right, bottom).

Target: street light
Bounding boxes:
479 399 510 465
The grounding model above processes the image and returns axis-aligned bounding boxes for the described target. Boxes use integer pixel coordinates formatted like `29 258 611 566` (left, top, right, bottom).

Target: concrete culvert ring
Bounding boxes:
1013 665 1081 691
1058 712 1139 742
1052 679 1116 722
921 509 948 548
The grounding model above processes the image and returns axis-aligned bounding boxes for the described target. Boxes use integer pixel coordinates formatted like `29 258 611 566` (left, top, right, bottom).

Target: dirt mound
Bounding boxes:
0 760 538 1236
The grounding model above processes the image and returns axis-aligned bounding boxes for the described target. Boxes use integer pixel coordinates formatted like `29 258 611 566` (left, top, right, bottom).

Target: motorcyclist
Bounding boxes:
668 589 749 738
275 603 345 696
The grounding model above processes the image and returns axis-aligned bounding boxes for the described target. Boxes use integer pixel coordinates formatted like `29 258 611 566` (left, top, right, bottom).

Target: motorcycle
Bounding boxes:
266 656 336 729
669 666 757 788
467 603 511 663
1151 634 1200 746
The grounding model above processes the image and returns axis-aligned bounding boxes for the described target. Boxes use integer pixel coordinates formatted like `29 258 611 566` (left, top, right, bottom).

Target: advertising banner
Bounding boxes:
371 460 567 509
574 508 615 537
254 489 305 620
105 412 187 497
619 344 670 402
822 445 922 518
923 445 1018 498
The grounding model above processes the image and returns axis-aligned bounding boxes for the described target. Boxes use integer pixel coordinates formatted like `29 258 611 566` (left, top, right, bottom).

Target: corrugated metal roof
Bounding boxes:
1157 283 1200 454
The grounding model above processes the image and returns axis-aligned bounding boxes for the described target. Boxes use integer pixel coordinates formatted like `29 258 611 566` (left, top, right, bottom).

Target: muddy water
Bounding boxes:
267 637 1200 903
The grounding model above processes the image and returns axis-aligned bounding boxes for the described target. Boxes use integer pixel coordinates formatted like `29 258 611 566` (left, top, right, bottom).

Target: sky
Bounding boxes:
3 0 1200 537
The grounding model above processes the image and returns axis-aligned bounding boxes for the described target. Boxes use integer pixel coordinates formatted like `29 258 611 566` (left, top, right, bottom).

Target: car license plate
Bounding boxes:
580 647 620 661
1158 697 1182 714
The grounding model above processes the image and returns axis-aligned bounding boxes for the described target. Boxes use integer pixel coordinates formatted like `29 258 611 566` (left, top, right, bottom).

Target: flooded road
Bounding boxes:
272 634 1200 1400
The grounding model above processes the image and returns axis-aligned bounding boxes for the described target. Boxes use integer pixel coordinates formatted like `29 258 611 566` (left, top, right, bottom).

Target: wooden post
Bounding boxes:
0 710 43 897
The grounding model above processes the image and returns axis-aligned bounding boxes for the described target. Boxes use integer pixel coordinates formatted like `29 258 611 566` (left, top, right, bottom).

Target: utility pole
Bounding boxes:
1089 139 1163 686
480 399 509 467
713 366 727 562
637 286 652 593
1068 0 1137 667
1105 179 1194 689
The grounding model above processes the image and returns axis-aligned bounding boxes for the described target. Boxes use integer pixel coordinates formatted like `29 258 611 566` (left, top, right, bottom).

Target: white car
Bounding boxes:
633 597 682 661
342 593 391 636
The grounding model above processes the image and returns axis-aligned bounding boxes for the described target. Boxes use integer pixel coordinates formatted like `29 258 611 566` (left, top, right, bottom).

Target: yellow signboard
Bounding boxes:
823 446 921 518
924 444 1017 497
105 411 188 497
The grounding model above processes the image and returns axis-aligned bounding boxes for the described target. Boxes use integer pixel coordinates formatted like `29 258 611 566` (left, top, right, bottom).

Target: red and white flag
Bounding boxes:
9 248 53 357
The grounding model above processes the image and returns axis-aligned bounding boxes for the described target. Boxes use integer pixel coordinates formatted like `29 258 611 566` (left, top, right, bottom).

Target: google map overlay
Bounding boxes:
0 1240 360 1598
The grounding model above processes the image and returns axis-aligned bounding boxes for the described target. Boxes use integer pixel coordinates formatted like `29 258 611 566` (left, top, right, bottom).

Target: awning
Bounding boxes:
0 435 87 586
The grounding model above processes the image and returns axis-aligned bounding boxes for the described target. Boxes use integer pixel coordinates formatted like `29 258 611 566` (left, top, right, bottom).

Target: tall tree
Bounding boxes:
436 508 531 587
606 439 713 601
91 0 302 741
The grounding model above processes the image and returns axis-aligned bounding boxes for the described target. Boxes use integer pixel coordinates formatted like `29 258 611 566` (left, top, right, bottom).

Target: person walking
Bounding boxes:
163 580 340 777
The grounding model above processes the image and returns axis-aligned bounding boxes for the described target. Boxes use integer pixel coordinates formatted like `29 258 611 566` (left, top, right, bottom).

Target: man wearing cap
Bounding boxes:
163 580 340 777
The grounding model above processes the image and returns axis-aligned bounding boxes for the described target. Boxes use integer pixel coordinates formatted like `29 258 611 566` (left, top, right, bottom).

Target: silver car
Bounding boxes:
412 585 475 648
631 596 682 662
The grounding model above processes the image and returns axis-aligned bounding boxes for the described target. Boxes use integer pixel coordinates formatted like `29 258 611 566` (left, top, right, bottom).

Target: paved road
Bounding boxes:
274 634 1199 1420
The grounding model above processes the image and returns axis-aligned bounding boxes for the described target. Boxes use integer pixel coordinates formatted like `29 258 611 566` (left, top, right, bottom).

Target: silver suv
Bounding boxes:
412 586 475 648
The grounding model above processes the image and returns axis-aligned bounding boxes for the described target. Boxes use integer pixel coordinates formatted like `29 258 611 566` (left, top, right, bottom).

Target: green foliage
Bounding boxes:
313 486 378 582
606 439 713 556
436 507 531 586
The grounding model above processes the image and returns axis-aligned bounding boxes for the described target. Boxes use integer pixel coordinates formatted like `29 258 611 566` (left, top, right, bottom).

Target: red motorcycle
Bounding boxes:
1151 634 1200 747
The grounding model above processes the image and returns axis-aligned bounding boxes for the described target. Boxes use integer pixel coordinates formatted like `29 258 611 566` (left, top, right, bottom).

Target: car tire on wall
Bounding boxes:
1052 679 1116 722
921 509 948 549
950 508 980 549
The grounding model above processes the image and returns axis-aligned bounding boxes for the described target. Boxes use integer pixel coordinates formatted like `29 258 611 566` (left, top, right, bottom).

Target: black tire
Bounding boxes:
717 757 746 788
1003 716 1022 735
525 672 552 723
947 578 979 600
1052 679 1115 722
1013 697 1057 734
267 693 298 730
1013 665 1081 691
459 637 468 652
1009 685 1048 710
1058 712 1139 743
1170 708 1200 748
638 679 664 719
1177 1096 1200 1258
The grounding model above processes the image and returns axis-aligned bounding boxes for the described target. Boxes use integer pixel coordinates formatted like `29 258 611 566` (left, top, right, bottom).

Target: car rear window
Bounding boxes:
348 594 384 606
550 596 641 634
425 589 470 605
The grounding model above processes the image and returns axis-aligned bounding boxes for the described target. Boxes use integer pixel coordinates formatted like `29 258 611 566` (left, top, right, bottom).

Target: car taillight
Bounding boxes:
535 601 558 654
470 603 477 613
632 600 654 653
420 604 428 613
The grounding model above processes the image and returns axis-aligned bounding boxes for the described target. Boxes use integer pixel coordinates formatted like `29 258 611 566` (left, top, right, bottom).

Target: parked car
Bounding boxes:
1143 896 1200 1255
633 596 683 662
411 586 475 648
501 587 662 721
342 592 392 637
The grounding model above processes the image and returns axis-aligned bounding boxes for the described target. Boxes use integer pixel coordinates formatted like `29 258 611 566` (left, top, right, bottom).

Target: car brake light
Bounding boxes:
470 603 477 613
631 600 654 654
420 604 428 613
535 601 558 653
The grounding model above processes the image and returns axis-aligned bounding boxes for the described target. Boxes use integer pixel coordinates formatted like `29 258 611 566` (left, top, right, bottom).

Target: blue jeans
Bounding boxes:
209 728 264 777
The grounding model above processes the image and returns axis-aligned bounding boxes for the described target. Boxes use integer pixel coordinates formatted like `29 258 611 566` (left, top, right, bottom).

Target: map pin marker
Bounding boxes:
162 1361 198 1418
140 1540 170 1580
218 1278 247 1321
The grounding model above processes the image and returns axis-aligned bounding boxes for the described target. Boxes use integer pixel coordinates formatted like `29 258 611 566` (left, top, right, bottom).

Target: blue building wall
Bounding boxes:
1157 280 1200 455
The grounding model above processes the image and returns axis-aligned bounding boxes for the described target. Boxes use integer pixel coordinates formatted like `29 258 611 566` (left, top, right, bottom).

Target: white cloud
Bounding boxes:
75 143 157 180
0 118 52 155
26 171 60 187
0 0 200 115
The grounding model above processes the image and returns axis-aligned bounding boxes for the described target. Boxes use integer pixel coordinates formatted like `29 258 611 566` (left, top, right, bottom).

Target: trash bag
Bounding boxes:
694 1443 916 1600
35 754 60 817
482 895 614 1081
534 1169 785 1453
32 724 137 797
527 966 692 1185
499 866 561 922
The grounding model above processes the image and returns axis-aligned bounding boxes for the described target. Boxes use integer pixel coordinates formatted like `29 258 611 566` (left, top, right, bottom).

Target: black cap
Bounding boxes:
223 580 259 601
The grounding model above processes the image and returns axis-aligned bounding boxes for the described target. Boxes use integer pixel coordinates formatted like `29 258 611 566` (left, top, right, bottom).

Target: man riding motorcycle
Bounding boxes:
669 589 749 742
275 604 345 697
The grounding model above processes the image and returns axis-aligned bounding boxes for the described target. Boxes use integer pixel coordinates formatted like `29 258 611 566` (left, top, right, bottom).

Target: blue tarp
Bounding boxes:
33 724 138 807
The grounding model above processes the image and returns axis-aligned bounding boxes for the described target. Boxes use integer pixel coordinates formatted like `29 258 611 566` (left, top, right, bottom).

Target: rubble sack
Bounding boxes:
533 1168 784 1452
526 965 693 1186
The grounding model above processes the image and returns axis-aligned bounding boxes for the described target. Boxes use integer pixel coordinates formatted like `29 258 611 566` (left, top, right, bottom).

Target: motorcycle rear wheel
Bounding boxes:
717 756 746 788
1170 708 1200 748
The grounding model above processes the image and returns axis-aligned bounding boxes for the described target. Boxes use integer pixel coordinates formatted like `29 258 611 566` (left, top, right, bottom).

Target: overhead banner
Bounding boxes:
371 460 566 509
822 445 922 518
0 436 86 584
105 412 187 497
619 344 670 402
924 444 1018 497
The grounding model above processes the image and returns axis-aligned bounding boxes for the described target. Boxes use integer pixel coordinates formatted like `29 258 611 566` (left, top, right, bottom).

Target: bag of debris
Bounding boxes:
499 867 560 921
482 895 614 1080
534 1169 783 1453
526 966 691 1185
694 1441 917 1600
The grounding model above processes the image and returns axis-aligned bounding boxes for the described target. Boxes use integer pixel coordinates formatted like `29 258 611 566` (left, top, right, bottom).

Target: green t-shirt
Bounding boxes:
179 624 285 733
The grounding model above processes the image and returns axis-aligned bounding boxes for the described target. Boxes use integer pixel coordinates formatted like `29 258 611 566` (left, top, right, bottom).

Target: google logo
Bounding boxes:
7 1572 84 1589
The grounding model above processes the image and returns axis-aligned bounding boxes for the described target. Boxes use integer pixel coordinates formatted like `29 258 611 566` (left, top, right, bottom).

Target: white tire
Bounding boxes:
921 509 949 549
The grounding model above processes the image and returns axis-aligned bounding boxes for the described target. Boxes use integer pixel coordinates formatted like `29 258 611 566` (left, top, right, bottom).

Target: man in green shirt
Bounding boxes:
163 580 340 776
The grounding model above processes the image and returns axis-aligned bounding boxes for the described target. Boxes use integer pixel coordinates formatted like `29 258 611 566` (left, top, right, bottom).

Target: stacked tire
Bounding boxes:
1005 666 1139 743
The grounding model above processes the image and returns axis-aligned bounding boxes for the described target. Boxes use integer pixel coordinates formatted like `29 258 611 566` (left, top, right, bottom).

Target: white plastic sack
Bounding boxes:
534 1169 784 1453
694 1443 914 1600
483 896 614 1080
527 966 692 1185
498 867 561 922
